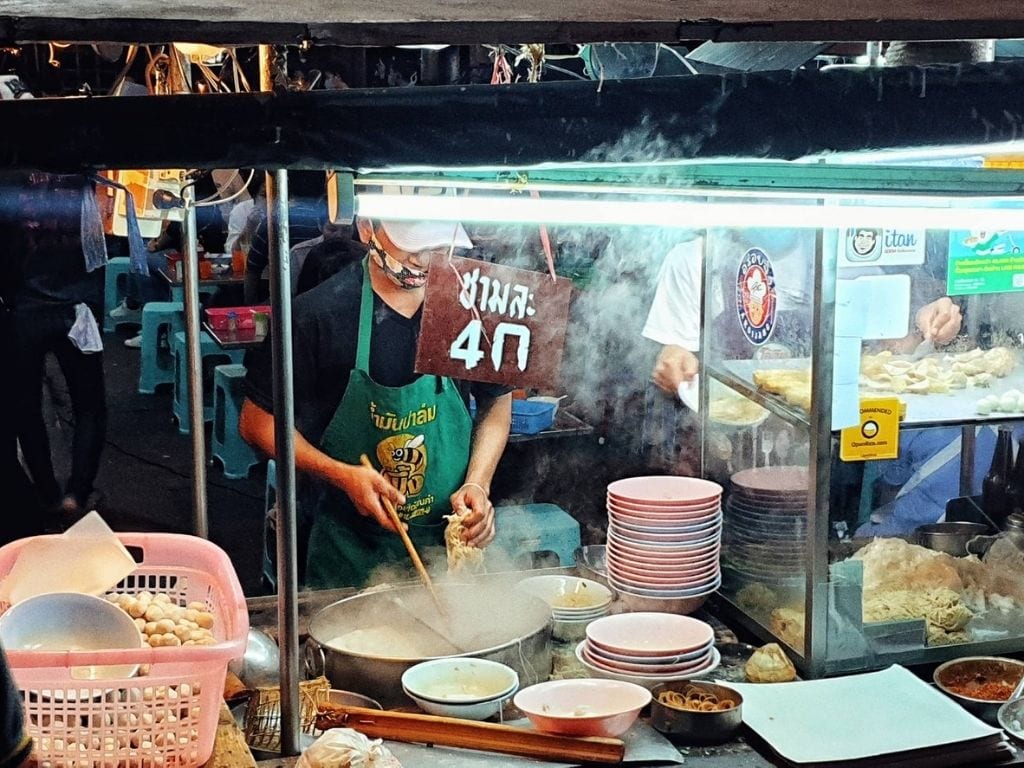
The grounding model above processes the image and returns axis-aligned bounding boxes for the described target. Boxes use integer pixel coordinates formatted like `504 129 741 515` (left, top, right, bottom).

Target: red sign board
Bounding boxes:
416 256 572 389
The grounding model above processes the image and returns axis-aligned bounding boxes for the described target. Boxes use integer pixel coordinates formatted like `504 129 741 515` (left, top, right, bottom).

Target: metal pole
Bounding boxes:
181 185 208 538
260 43 301 758
268 167 300 757
806 226 836 676
960 425 976 498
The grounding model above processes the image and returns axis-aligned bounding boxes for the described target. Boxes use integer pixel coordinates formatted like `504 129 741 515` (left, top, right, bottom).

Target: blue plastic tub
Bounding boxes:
468 398 557 435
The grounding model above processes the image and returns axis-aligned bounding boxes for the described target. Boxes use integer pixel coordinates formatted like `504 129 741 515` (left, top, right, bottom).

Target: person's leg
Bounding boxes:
12 306 62 507
51 315 107 511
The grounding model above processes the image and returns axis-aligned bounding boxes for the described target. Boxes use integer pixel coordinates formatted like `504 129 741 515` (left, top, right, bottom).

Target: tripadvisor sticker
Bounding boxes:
840 398 901 461
736 248 777 346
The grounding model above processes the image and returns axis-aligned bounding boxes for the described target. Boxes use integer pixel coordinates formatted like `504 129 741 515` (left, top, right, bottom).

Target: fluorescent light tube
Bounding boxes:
356 192 1024 231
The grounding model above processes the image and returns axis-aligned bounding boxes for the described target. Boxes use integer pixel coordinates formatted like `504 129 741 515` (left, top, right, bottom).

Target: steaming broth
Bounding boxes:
328 626 441 658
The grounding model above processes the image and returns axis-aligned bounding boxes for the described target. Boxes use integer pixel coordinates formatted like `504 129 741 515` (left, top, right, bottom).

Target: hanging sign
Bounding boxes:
416 256 572 389
735 247 777 346
947 230 1024 296
839 397 902 461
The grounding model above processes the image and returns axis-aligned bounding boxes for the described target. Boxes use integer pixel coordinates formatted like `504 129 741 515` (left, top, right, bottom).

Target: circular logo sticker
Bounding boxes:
736 248 777 346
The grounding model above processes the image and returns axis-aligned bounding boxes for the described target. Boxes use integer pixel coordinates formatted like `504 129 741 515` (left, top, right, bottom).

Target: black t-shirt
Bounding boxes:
243 261 510 445
0 172 102 310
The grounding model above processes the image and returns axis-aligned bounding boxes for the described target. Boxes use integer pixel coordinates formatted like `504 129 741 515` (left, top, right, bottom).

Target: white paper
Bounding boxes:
726 665 999 765
830 335 862 430
835 275 911 340
676 375 700 413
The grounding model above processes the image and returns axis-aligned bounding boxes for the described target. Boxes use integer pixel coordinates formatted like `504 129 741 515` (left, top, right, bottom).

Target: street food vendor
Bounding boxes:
240 219 513 589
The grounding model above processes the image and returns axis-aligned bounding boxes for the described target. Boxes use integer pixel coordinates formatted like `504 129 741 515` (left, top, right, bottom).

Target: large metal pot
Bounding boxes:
305 581 552 707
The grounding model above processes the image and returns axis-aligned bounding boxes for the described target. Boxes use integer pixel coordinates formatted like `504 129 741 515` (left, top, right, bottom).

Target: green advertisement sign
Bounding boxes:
947 230 1024 296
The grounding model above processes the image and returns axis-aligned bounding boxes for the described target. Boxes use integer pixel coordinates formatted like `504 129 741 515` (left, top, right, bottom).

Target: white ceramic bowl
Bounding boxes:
516 575 613 614
0 592 144 679
514 678 651 737
401 658 519 720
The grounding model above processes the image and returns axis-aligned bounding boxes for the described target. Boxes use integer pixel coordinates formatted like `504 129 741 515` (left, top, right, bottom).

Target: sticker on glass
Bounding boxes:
736 247 777 346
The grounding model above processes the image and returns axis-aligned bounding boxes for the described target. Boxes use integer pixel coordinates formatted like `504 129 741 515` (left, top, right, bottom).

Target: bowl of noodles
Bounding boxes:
515 575 613 621
650 681 743 743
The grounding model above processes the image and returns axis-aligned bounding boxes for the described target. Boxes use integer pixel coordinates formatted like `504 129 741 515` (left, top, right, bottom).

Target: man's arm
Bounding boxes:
239 398 404 533
449 392 512 547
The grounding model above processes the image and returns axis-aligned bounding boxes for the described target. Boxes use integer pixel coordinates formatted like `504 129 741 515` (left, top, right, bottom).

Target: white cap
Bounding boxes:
379 220 473 252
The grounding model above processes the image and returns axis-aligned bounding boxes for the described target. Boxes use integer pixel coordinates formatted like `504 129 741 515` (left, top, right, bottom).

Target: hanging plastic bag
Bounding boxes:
68 303 104 354
295 728 402 768
80 177 109 273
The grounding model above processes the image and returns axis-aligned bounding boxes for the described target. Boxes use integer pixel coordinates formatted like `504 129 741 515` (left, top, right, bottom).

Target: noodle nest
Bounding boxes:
657 686 737 713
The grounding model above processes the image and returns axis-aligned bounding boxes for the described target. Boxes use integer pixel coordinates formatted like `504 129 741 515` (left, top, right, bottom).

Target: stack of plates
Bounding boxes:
574 612 720 688
723 466 808 585
605 476 723 605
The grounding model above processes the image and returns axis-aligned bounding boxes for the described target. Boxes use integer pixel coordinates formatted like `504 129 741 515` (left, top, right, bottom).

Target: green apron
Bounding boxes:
306 259 473 589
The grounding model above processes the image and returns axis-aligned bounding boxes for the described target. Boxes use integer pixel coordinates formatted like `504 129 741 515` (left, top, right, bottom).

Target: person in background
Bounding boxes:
239 219 512 588
224 172 261 260
4 171 107 519
642 234 703 396
242 176 323 305
0 643 31 768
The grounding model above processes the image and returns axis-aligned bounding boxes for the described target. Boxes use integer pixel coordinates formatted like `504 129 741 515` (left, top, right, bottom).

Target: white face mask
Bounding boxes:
368 232 429 290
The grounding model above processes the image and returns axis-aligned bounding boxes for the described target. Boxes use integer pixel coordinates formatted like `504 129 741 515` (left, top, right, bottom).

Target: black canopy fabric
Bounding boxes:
1 61 1024 172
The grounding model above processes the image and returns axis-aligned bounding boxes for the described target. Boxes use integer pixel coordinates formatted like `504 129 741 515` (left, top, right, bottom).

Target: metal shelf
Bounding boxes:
704 361 812 430
506 408 593 444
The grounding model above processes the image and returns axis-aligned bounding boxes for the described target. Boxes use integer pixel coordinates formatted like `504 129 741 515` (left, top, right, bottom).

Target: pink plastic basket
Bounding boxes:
0 532 249 768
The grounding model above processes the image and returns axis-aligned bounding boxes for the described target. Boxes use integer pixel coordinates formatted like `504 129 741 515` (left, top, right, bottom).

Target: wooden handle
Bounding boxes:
316 705 625 764
359 455 447 616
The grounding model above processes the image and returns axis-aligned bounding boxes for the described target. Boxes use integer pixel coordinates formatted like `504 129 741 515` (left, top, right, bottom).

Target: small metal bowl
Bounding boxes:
998 697 1024 743
915 522 989 557
650 681 743 744
934 656 1024 724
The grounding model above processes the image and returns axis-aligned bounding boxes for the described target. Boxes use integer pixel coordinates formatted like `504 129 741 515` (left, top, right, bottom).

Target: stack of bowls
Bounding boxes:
606 476 723 613
401 658 519 721
516 574 613 643
574 612 720 689
722 466 808 587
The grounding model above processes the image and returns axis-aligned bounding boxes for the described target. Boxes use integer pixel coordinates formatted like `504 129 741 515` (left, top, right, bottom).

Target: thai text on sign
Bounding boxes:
415 256 572 389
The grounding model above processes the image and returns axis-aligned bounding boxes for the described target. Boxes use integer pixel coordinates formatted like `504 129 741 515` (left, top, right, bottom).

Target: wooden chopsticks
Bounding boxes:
359 454 447 616
316 704 626 764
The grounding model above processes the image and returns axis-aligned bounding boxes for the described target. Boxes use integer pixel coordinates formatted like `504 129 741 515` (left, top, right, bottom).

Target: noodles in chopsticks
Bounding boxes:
657 686 737 712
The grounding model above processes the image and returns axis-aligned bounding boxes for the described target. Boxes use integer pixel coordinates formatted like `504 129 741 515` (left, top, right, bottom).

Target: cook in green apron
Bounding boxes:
306 259 473 589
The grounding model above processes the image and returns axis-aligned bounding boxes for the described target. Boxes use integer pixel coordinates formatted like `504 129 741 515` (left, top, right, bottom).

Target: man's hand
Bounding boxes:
329 463 406 533
449 483 496 548
915 297 962 345
651 345 699 395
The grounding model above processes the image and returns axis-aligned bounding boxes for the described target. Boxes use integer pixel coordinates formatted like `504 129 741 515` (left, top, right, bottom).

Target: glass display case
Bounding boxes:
696 160 1024 676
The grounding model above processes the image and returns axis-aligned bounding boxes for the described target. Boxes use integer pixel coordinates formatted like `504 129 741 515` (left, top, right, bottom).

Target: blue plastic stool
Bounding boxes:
488 503 581 569
137 301 185 394
211 364 259 480
169 284 220 305
103 257 134 333
171 330 243 434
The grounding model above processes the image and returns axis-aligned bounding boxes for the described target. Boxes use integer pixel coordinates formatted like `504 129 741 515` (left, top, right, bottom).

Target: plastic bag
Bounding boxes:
295 729 402 768
68 303 104 354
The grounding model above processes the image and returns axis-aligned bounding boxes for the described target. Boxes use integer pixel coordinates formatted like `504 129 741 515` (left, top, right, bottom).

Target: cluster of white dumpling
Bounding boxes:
976 389 1024 415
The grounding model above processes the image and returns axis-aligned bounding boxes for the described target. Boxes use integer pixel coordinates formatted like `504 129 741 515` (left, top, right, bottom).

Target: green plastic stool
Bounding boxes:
211 364 258 479
103 257 134 333
488 503 581 569
171 331 242 434
137 301 184 394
